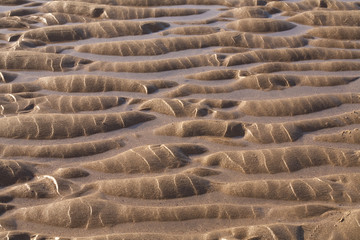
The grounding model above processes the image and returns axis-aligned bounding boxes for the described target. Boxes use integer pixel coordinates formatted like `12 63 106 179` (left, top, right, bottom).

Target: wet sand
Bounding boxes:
0 0 360 239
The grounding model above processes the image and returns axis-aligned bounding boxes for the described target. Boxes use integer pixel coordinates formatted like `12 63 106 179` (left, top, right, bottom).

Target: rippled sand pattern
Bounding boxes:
0 0 360 239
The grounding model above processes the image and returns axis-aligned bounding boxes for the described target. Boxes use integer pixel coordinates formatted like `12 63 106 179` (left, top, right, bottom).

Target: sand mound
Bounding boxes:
0 17 33 29
87 54 222 73
250 61 360 73
53 168 90 179
154 111 360 143
267 0 360 12
230 93 359 117
307 26 360 40
0 160 34 187
0 137 124 158
21 20 169 43
82 144 207 173
310 38 360 49
0 0 29 5
289 10 360 26
227 18 296 32
0 112 155 139
5 176 77 199
14 197 263 228
244 111 360 143
186 69 239 80
315 128 360 144
154 120 244 138
36 12 95 25
1 95 125 114
0 82 39 93
75 32 235 56
237 74 358 89
199 146 360 173
139 98 212 117
0 51 91 71
41 1 206 20
142 94 359 118
88 173 212 199
35 75 177 93
220 6 275 19
53 0 252 7
224 48 360 66
165 74 357 97
222 173 360 202
76 32 308 56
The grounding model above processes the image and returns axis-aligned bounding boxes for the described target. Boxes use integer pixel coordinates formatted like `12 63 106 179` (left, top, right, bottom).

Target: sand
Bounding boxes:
0 0 360 239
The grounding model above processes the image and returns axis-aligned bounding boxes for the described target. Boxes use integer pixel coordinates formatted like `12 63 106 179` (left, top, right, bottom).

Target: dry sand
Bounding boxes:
0 0 360 239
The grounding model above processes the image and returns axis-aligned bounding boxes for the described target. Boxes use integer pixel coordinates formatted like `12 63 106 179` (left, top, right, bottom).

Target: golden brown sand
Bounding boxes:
0 0 360 239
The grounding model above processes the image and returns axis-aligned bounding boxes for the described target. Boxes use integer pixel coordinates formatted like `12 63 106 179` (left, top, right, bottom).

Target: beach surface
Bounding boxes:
0 0 360 239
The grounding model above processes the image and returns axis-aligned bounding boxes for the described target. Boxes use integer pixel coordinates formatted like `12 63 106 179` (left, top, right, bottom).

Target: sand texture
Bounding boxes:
0 0 360 239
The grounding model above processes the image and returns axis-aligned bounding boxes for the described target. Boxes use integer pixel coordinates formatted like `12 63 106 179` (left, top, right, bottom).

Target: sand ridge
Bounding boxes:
0 0 360 239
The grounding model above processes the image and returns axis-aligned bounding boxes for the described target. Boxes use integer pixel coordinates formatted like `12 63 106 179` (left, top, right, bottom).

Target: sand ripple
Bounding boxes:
0 0 359 239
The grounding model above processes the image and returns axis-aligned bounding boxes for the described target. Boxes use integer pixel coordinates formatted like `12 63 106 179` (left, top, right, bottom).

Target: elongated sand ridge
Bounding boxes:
0 0 360 239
